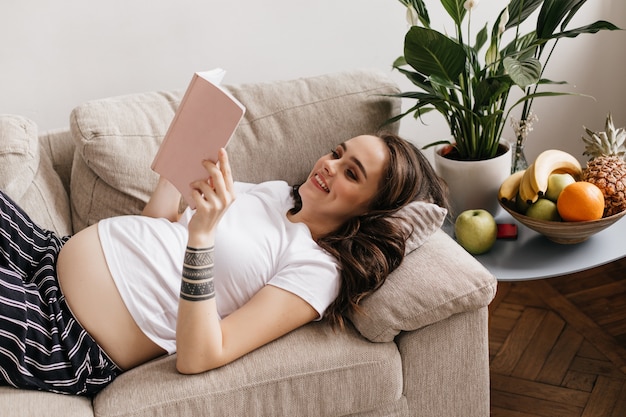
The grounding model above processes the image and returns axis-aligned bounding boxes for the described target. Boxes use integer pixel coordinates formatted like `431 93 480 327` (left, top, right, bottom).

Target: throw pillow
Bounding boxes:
348 229 497 343
397 200 448 255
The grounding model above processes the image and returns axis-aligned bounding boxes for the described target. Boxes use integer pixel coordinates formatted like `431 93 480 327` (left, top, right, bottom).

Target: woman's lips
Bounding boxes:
313 173 330 192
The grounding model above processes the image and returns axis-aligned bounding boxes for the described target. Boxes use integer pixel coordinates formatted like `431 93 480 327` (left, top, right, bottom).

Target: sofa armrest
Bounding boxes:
398 308 491 417
349 229 497 342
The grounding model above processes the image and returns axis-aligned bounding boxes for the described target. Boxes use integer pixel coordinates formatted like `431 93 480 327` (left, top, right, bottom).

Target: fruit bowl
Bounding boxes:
499 201 626 244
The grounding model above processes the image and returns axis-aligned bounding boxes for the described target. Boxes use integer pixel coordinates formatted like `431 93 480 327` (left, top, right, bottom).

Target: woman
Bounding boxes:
0 132 448 395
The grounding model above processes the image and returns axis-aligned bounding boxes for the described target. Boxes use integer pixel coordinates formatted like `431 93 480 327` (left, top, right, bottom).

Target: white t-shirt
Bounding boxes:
97 181 341 354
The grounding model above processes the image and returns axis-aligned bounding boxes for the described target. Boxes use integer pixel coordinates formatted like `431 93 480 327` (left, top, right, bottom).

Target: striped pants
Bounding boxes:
0 191 120 395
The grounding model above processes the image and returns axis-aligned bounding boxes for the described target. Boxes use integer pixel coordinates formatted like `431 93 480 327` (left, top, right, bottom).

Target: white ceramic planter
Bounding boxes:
435 144 512 218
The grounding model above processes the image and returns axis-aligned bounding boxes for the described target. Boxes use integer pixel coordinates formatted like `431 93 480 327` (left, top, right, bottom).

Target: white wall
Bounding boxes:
1 0 624 162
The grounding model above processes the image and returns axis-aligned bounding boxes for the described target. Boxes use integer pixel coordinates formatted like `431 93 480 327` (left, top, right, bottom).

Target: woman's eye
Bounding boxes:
330 149 356 180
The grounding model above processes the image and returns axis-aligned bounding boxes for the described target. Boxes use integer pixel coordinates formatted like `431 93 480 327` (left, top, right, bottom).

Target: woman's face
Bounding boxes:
298 135 389 227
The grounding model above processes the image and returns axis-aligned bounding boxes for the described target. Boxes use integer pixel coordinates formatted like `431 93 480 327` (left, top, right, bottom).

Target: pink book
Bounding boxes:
151 69 245 208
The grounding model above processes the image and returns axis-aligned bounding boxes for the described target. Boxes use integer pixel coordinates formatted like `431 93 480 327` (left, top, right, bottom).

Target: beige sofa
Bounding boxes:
0 69 497 417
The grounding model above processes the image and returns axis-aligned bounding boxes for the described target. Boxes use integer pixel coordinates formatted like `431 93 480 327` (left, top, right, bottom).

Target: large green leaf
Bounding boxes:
393 65 436 93
505 0 544 30
536 77 568 86
504 56 541 88
392 90 472 116
474 76 512 108
440 0 466 26
474 24 488 52
504 90 592 120
404 26 466 83
537 0 586 39
560 0 586 30
547 21 621 40
393 91 452 107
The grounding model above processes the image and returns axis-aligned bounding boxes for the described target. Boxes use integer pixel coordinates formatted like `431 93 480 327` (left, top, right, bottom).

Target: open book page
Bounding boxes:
151 69 245 208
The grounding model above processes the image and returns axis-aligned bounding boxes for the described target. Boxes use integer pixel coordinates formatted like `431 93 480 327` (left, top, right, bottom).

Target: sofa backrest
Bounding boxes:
68 69 401 232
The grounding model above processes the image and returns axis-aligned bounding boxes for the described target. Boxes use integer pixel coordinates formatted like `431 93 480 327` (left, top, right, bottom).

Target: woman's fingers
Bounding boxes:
218 148 234 190
207 149 233 202
190 153 235 209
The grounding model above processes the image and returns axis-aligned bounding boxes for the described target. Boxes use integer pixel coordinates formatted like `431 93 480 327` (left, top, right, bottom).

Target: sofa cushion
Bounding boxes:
69 91 180 231
69 69 400 232
93 322 406 417
0 387 93 417
0 115 72 235
349 229 497 342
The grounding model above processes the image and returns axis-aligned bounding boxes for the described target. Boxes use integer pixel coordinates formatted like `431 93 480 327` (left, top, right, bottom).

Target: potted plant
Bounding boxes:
391 0 620 215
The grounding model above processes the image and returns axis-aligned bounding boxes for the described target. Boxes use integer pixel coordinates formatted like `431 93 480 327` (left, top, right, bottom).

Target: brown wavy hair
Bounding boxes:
290 131 449 329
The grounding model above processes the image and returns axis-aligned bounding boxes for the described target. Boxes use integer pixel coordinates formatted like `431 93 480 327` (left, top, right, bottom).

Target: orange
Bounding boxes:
556 181 605 222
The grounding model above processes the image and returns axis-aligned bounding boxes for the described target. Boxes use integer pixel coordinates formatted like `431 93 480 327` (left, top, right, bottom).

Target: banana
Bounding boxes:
529 149 582 196
519 163 540 204
498 169 526 202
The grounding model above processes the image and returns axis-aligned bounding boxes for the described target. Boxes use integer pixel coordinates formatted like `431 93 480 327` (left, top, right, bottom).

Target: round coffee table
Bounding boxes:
470 211 626 281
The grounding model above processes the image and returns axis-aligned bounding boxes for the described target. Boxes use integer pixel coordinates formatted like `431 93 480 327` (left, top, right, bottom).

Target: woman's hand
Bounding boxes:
187 148 235 248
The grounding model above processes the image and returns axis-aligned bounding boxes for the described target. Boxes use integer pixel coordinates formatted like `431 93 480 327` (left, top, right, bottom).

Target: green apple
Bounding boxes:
525 198 561 221
545 173 576 202
454 209 498 255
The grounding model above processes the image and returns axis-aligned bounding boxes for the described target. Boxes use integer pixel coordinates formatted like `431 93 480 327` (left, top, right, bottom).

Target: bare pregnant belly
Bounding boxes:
56 223 167 370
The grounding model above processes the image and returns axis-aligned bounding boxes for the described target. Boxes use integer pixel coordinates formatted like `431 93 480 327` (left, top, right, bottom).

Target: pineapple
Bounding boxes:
581 113 626 217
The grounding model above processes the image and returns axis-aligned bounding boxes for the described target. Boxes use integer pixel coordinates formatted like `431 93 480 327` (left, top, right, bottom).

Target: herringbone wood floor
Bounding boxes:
489 256 626 417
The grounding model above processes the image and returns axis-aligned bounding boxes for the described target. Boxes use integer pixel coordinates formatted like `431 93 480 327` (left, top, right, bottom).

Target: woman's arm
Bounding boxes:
176 284 318 374
142 176 181 221
175 148 319 374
